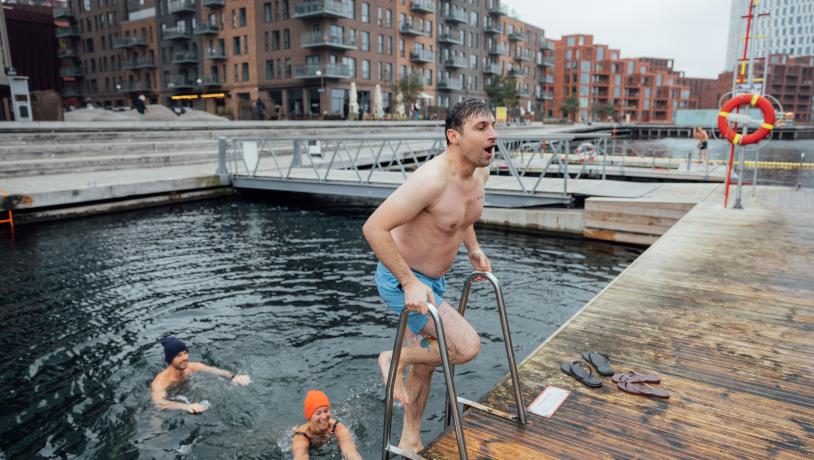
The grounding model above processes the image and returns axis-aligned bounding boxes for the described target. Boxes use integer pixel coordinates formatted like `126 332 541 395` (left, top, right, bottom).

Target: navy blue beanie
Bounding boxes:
161 336 188 364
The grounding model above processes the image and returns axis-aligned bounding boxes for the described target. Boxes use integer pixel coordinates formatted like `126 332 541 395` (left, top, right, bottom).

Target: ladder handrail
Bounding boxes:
382 303 467 460
445 271 527 427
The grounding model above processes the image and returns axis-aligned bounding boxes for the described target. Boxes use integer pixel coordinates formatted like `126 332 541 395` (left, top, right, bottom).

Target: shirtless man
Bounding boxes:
693 127 709 163
150 336 251 414
363 99 495 453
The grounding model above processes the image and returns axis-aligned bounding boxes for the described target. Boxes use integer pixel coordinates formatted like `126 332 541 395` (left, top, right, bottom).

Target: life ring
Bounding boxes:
717 94 776 145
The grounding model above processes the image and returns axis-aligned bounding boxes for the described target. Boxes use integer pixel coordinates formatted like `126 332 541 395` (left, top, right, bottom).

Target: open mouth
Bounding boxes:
484 145 495 155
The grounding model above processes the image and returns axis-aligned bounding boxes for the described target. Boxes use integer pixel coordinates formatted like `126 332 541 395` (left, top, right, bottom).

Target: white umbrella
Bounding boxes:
373 83 384 119
348 81 359 120
395 91 405 117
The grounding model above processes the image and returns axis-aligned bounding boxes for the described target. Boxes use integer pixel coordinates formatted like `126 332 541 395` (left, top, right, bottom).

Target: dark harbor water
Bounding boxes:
0 198 641 459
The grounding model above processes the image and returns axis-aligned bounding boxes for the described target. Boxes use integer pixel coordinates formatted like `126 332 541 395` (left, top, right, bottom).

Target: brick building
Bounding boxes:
553 34 691 123
54 0 556 119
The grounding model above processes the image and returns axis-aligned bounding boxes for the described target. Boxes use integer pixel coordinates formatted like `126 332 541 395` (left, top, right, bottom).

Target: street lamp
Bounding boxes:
315 68 325 118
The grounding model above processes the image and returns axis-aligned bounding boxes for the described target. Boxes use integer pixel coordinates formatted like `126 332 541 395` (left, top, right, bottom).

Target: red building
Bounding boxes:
553 34 691 123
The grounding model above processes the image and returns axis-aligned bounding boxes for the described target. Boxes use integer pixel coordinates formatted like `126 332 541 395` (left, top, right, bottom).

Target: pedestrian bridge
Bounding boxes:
219 133 663 208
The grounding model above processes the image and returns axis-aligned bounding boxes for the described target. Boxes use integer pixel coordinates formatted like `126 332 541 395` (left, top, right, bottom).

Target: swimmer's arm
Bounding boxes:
150 384 202 413
362 169 444 286
291 434 310 460
336 423 362 460
189 362 250 384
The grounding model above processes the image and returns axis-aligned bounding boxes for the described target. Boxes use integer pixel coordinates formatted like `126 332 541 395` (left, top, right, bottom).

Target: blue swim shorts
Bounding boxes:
375 262 446 335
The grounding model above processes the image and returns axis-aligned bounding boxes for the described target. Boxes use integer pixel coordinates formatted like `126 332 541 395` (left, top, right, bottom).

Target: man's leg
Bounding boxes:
396 302 480 453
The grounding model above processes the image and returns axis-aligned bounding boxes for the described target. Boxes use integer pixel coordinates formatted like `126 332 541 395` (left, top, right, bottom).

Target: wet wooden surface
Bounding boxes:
424 186 814 459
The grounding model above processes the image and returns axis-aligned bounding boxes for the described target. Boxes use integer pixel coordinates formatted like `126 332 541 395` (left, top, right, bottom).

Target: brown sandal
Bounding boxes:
617 381 670 399
612 371 661 384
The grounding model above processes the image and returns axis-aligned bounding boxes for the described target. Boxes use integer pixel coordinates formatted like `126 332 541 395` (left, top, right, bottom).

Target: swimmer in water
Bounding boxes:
150 336 251 414
291 390 361 460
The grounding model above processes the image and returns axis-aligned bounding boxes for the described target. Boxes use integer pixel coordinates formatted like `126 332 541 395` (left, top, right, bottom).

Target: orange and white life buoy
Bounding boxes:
717 94 776 145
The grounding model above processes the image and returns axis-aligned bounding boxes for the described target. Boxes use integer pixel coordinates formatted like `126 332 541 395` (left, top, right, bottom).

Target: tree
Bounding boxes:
485 74 520 119
561 96 579 121
592 102 617 122
392 74 424 115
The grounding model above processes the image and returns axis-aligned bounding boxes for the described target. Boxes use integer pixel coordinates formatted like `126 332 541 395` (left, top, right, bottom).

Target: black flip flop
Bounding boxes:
581 351 614 376
560 361 603 388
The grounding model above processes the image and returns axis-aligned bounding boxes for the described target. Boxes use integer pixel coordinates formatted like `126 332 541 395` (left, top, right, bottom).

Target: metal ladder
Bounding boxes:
381 272 526 460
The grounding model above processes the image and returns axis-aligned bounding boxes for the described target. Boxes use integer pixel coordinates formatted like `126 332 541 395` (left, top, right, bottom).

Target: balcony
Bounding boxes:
444 56 467 68
57 48 77 59
484 22 503 34
168 0 196 15
488 43 509 56
540 74 554 84
194 23 219 35
410 0 435 14
400 22 429 36
166 75 195 90
113 35 149 49
172 51 199 64
544 41 556 51
443 9 466 23
53 7 73 20
293 0 354 19
203 0 225 7
438 78 463 91
514 50 531 62
518 88 530 97
295 63 352 79
123 57 157 70
410 50 435 64
117 81 151 92
438 32 463 46
198 75 221 87
508 31 524 42
59 66 84 78
56 26 80 38
483 63 501 75
163 26 192 40
488 2 509 16
538 90 553 100
300 31 357 50
204 48 227 60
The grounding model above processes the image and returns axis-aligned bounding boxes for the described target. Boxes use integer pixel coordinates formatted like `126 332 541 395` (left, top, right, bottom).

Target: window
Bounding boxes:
284 29 290 49
361 3 370 23
361 32 370 51
233 37 241 55
264 31 269 51
283 0 289 19
272 31 280 50
264 3 272 22
343 57 356 78
377 34 384 53
242 62 250 81
239 8 247 27
362 59 370 79
285 58 291 78
266 59 274 79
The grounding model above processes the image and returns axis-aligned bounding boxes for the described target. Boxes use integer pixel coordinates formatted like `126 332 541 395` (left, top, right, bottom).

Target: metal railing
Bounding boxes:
219 134 614 201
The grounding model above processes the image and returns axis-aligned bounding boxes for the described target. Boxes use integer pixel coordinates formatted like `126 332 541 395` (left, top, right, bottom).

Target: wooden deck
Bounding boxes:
424 185 814 459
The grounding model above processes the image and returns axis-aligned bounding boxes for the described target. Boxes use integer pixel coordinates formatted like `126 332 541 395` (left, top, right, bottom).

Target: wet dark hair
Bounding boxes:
445 99 492 145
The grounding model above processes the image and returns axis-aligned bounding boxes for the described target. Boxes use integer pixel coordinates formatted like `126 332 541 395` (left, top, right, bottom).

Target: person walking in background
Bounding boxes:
256 98 266 120
291 390 361 460
693 126 709 163
134 95 148 121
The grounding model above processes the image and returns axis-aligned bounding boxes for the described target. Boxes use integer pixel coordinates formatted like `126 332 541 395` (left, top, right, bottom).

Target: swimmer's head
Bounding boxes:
303 390 331 423
161 336 188 365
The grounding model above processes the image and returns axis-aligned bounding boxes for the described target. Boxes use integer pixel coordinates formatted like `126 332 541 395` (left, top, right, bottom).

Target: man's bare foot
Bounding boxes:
397 439 424 455
379 351 411 405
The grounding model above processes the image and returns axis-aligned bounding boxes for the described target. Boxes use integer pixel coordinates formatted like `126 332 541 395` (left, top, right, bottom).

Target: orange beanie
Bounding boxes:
303 390 331 421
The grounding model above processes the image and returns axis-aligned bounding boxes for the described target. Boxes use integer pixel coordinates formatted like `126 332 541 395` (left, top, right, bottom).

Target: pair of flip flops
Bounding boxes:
560 352 614 388
613 371 670 399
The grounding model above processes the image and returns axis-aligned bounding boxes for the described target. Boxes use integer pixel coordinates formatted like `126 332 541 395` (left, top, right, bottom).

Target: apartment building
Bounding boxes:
54 0 553 119
553 34 691 123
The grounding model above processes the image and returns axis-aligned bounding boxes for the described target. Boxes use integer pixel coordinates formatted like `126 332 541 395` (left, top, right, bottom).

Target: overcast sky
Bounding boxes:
502 0 732 79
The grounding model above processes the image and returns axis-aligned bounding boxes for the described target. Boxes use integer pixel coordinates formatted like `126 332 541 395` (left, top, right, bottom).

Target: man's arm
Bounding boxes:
464 167 492 273
335 423 362 460
362 169 444 313
150 380 206 414
188 362 251 385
